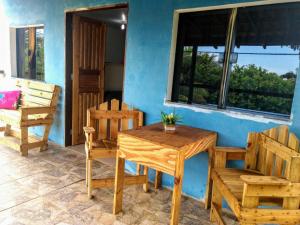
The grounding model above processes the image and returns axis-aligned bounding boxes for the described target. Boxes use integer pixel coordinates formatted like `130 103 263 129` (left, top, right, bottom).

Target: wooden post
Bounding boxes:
155 170 162 189
210 183 223 222
143 166 149 192
40 124 51 151
85 156 88 187
20 127 28 156
87 159 93 199
170 151 185 225
113 152 125 215
4 124 11 136
205 136 217 209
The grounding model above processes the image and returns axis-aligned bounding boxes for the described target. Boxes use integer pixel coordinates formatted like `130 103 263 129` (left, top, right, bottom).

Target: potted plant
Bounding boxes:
161 111 181 133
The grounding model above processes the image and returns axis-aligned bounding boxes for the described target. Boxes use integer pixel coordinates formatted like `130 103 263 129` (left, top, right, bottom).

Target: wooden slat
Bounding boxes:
288 133 300 152
275 126 289 176
90 110 140 120
98 101 108 140
22 95 52 106
20 88 53 100
240 208 300 224
245 132 259 170
15 79 55 92
240 175 290 186
121 103 128 131
110 99 119 140
92 175 147 188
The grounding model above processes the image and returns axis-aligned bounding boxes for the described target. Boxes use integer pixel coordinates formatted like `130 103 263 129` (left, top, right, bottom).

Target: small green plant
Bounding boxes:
161 111 181 126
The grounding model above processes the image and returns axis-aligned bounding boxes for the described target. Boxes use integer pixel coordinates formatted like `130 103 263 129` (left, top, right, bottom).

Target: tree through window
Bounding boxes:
172 3 299 117
16 26 44 81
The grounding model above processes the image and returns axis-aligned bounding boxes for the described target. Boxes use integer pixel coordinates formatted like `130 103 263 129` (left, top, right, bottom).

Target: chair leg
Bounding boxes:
136 163 141 175
210 182 222 223
40 125 51 152
87 159 93 199
154 170 162 189
4 124 11 136
143 166 149 192
20 127 28 156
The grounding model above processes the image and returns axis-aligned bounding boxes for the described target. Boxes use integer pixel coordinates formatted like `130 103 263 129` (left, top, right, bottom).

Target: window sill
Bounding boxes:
164 100 292 125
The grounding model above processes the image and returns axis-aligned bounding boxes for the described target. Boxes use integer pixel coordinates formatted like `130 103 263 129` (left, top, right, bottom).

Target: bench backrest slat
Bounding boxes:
87 99 143 142
245 126 300 181
13 78 60 108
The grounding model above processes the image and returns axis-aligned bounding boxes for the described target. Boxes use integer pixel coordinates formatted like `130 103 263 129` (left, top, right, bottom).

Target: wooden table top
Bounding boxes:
119 123 216 150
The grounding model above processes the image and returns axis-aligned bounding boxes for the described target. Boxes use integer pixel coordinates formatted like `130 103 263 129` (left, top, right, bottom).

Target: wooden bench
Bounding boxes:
0 78 60 156
210 126 300 225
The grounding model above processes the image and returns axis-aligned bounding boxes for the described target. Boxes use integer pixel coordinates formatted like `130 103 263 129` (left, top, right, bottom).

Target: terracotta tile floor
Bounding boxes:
0 143 237 225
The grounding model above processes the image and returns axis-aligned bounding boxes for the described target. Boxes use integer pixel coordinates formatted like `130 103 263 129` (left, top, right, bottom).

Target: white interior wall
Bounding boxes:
104 25 126 92
0 4 12 78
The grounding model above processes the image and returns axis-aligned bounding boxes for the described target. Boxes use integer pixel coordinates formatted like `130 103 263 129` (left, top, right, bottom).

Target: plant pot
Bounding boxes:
164 124 176 133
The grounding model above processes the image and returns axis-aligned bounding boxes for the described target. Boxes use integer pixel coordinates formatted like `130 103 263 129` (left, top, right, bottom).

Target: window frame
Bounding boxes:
167 0 300 120
10 24 45 81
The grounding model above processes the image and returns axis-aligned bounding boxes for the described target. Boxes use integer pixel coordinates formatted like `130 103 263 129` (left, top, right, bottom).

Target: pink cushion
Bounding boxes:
0 90 21 110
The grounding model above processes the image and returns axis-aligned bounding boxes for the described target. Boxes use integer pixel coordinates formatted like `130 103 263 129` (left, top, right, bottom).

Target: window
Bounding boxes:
171 3 299 116
16 26 44 80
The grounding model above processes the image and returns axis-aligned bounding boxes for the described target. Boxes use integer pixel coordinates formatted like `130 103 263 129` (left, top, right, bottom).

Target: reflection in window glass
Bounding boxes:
16 27 44 81
173 9 230 105
36 28 44 81
227 4 298 115
193 46 224 105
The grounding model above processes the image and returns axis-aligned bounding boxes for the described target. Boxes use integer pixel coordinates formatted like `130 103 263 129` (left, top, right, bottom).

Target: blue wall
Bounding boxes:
2 0 300 201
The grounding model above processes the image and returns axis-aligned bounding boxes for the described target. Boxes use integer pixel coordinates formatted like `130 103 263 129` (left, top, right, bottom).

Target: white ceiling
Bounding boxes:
76 8 128 26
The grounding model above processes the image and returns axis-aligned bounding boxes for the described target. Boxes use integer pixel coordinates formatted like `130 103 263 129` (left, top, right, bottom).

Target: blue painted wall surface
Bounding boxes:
2 0 300 201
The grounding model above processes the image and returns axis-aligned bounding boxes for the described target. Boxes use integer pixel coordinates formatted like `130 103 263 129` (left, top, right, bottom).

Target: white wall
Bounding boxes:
0 3 11 77
104 25 125 92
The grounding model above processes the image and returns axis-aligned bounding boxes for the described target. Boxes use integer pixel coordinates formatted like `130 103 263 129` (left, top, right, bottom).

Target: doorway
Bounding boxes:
65 4 128 146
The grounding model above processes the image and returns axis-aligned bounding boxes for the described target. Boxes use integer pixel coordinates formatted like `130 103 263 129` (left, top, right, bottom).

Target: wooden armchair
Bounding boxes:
210 126 300 225
84 99 150 198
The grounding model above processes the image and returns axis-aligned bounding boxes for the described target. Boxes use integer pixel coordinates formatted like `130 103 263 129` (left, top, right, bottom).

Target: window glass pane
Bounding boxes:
16 28 30 78
16 27 44 81
36 28 44 80
173 9 231 105
193 46 225 104
227 4 299 115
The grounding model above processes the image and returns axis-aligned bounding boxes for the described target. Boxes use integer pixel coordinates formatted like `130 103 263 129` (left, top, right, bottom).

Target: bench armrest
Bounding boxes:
214 147 246 168
240 175 290 186
83 127 95 134
20 106 56 115
241 175 300 199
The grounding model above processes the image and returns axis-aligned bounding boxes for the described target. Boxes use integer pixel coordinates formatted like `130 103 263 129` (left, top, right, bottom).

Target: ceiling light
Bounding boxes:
121 24 126 30
122 14 126 22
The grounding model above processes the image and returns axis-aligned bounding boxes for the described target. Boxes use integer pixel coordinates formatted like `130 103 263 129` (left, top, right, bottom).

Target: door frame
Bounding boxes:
64 3 128 146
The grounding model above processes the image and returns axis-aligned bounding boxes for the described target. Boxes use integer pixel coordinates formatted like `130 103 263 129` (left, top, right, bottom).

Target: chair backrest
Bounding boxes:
86 99 143 141
15 78 60 108
245 125 300 181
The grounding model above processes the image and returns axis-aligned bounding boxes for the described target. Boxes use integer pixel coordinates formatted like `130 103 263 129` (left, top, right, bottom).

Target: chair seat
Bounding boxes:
213 168 262 202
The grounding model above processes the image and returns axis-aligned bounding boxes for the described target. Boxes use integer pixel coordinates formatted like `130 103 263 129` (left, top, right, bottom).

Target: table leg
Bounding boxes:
204 139 217 209
170 152 185 225
154 170 162 189
113 153 125 214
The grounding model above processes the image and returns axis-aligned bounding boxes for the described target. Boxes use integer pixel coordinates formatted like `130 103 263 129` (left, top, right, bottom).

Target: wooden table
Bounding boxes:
113 123 217 225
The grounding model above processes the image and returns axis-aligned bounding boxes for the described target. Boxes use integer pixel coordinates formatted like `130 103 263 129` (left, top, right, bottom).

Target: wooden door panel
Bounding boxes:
72 16 106 145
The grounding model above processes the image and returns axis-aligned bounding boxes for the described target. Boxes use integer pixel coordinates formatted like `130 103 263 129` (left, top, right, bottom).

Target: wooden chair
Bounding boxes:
0 78 60 156
84 99 151 198
210 125 300 225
